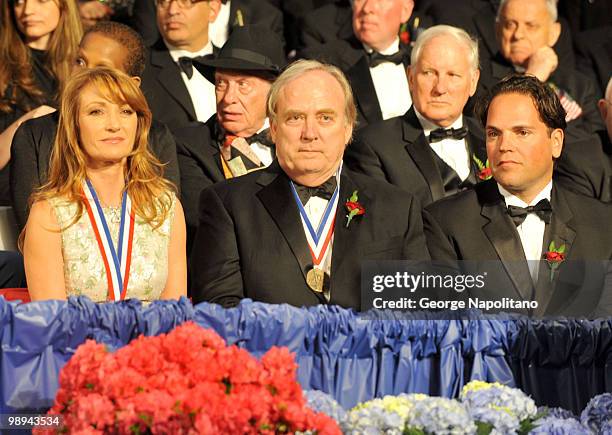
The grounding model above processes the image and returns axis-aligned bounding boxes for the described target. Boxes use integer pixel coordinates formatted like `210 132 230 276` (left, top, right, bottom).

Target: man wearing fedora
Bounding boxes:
190 59 429 310
173 25 286 251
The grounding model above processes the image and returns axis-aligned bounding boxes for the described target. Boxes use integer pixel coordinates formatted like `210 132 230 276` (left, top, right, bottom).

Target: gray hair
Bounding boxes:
496 0 558 22
266 59 357 128
410 24 480 72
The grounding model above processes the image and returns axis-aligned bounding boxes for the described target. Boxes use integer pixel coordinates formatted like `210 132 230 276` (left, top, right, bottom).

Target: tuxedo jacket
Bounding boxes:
479 54 603 135
9 112 180 231
344 108 488 207
131 0 285 48
301 36 411 129
190 162 429 310
423 180 612 318
141 39 218 131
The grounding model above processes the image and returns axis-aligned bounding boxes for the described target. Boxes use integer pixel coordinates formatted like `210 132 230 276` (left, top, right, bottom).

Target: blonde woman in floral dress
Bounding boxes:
23 67 186 302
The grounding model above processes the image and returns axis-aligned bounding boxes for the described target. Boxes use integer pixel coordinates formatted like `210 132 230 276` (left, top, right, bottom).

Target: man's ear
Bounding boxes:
551 127 564 159
131 76 142 87
270 120 277 143
598 98 608 120
208 0 221 23
547 21 561 47
469 69 480 97
400 0 415 23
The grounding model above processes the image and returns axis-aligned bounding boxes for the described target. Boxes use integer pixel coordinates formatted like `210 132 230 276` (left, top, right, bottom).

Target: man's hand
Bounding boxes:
79 1 113 28
525 46 558 82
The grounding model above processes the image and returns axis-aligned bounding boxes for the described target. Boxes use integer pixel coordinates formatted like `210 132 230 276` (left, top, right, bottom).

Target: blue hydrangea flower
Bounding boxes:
529 417 591 434
303 390 347 424
581 393 612 433
536 406 577 421
460 382 537 422
470 406 520 434
406 396 477 434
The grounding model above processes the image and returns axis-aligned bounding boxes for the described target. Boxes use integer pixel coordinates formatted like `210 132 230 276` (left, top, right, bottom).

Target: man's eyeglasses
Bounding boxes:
155 0 206 9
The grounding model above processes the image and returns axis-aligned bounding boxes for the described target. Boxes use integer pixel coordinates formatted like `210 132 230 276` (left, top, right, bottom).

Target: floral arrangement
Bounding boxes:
36 322 340 434
305 382 610 434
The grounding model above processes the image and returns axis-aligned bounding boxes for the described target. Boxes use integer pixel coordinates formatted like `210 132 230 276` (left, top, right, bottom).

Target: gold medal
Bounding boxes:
306 268 326 293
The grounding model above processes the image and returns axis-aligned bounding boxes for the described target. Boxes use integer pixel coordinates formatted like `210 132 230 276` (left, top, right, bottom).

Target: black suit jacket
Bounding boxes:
9 112 180 231
345 108 488 207
301 36 411 129
479 53 603 135
190 163 429 310
131 0 285 49
423 180 612 318
141 39 213 130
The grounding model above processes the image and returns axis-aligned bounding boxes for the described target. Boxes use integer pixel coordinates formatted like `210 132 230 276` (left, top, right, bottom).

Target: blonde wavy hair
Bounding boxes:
0 0 82 113
32 67 175 229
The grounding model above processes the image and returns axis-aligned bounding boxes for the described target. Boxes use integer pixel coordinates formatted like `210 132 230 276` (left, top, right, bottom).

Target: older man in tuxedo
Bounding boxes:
301 0 415 129
345 25 487 207
173 25 286 250
190 59 429 309
479 0 602 136
423 75 612 318
140 0 221 130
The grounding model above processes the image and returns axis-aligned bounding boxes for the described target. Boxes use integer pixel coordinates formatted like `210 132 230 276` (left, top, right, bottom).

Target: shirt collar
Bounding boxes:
414 107 464 137
363 37 400 55
165 40 214 64
498 180 553 208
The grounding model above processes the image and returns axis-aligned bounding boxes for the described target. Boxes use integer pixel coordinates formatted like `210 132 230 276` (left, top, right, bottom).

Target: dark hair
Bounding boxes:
476 74 567 132
83 21 147 78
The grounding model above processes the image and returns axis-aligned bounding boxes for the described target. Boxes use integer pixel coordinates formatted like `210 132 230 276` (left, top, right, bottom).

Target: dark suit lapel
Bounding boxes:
330 170 371 297
256 165 313 287
150 41 197 121
479 182 534 301
534 186 577 315
491 54 513 81
402 109 444 202
347 55 383 124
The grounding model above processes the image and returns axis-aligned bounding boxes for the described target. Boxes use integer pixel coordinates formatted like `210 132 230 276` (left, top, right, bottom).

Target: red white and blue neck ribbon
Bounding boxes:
82 180 135 301
290 182 339 265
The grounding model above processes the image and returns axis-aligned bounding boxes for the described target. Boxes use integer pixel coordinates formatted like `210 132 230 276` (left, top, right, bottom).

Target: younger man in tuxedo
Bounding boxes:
190 59 429 309
423 75 612 318
345 25 487 207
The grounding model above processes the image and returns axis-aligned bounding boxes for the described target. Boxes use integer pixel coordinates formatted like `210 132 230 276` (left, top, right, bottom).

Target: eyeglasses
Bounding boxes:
155 0 206 9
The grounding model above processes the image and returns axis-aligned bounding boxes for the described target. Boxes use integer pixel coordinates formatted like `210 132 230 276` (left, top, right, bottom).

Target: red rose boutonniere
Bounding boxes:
399 22 410 45
473 155 492 180
345 190 365 228
544 241 566 281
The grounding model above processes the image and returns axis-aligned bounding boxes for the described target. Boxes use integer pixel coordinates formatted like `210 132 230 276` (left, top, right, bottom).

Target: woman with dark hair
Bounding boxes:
0 0 82 139
23 67 186 302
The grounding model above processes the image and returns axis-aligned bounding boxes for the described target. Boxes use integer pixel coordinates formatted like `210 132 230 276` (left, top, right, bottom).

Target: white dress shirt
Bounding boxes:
415 109 471 181
166 41 217 122
364 38 412 120
297 164 343 301
499 181 553 282
209 0 230 49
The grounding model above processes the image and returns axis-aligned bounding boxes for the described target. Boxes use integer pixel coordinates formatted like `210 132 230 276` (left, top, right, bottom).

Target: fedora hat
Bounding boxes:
196 24 286 82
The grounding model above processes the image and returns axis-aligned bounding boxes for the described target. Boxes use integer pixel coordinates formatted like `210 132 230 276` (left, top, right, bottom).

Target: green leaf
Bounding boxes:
472 154 484 169
403 427 426 435
558 244 566 253
475 421 494 435
548 241 556 251
349 190 359 202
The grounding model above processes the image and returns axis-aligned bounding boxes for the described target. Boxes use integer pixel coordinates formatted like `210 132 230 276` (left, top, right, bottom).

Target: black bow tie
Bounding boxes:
367 50 405 67
246 129 274 147
507 198 552 226
178 55 212 79
294 177 337 205
428 127 468 143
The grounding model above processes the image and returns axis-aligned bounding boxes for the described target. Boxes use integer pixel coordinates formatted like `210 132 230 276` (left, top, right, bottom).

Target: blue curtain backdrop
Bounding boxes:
0 296 610 414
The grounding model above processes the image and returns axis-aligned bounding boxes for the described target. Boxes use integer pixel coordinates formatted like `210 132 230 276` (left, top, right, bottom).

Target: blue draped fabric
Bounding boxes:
0 296 609 414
